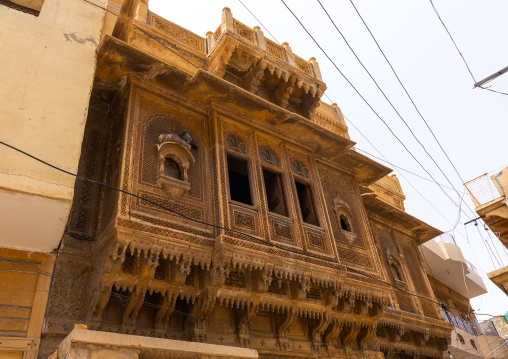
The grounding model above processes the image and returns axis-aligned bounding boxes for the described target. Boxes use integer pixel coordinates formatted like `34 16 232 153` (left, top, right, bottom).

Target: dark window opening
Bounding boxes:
295 181 318 226
227 155 252 205
263 169 287 216
164 157 181 180
340 215 351 232
391 264 402 281
0 0 40 16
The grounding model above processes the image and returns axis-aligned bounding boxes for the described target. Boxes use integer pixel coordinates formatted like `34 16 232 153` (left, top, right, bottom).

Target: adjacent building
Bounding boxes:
464 168 508 295
420 234 508 358
0 0 107 358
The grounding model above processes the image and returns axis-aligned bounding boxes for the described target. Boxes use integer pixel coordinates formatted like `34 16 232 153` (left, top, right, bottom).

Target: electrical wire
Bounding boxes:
0 140 502 320
347 0 469 194
474 222 502 267
479 86 508 96
316 0 473 219
355 148 455 191
342 111 463 233
236 0 280 45
279 0 473 221
429 0 476 83
0 255 474 356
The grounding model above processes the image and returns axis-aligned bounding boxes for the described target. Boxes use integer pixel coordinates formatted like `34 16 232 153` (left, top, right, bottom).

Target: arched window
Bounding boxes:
227 134 246 154
292 160 308 178
156 133 194 198
340 215 352 232
260 148 287 216
164 157 182 180
333 197 356 245
292 159 318 225
226 134 252 205
260 148 279 167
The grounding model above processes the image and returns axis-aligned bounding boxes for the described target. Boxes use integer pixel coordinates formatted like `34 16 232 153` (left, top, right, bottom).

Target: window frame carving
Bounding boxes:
333 196 356 245
227 133 247 155
156 133 195 199
225 134 256 208
293 165 320 227
260 147 289 218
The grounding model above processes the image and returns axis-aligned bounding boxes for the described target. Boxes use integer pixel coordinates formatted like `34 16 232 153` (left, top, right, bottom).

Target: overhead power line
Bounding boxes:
356 148 454 191
347 0 468 187
280 0 473 221
315 0 478 222
235 0 471 236
429 0 476 82
0 254 503 356
237 0 280 45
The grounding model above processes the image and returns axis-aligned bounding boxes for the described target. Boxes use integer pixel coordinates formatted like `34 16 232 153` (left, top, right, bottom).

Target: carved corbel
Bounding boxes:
322 287 340 308
178 254 193 277
274 74 296 109
154 291 178 332
251 266 273 293
324 320 344 350
388 326 405 343
122 286 148 329
356 299 373 317
336 295 355 314
88 243 132 323
121 251 158 329
89 283 115 323
357 323 376 348
289 274 311 300
242 59 267 94
229 47 258 72
168 257 190 285
276 310 297 350
436 336 451 351
207 41 236 78
310 315 331 352
341 323 361 347
236 302 259 347
185 288 219 342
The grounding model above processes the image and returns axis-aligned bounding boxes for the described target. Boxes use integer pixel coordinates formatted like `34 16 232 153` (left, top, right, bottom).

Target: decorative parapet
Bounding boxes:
312 101 349 137
369 174 406 211
146 12 206 57
206 7 326 118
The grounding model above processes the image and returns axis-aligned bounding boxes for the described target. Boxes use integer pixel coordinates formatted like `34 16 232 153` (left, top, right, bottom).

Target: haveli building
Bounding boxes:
0 0 456 358
421 234 508 358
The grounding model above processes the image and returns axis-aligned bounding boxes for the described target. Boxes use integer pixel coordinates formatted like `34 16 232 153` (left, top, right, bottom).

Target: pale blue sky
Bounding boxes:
149 0 508 318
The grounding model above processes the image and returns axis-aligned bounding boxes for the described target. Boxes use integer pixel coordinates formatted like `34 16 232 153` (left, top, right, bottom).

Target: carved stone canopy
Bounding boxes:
157 133 195 198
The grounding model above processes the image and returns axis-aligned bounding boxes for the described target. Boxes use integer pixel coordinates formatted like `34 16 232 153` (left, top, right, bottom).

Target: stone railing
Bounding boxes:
208 7 323 82
147 11 206 55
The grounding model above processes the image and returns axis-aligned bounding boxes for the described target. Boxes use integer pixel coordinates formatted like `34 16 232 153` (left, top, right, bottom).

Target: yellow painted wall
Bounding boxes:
0 0 108 252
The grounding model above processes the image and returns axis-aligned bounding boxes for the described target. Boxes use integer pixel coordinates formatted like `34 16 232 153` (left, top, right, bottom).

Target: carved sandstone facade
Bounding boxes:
41 4 452 359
